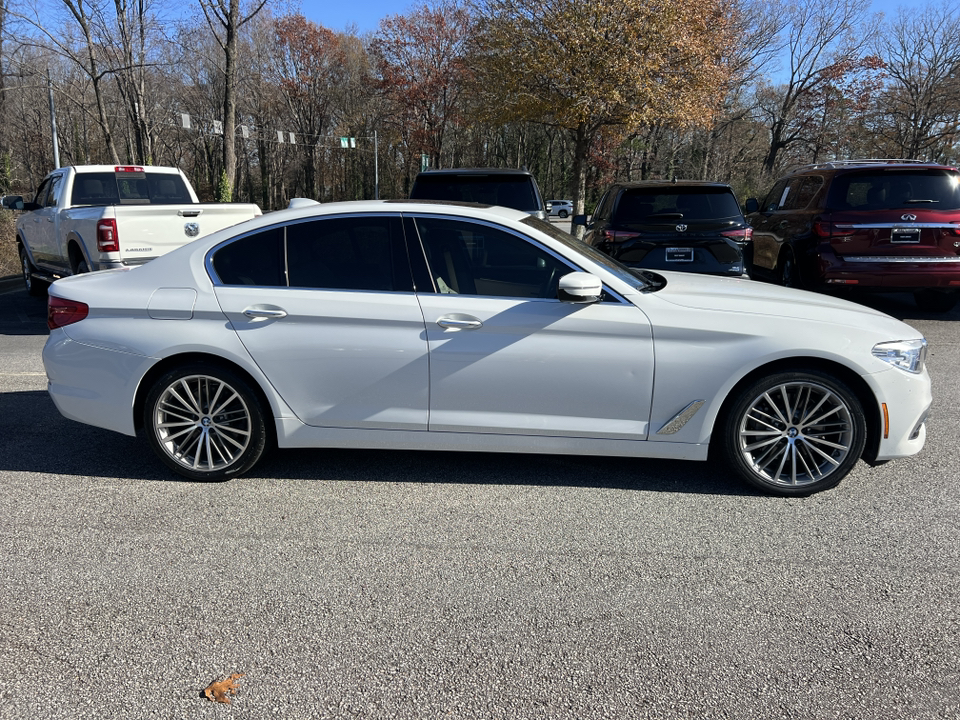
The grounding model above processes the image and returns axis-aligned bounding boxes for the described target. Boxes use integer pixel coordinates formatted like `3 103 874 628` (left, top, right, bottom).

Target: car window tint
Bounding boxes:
413 216 572 299
71 173 122 205
411 175 540 212
212 227 285 286
613 187 741 221
781 177 822 211
826 169 960 211
286 215 411 292
45 175 63 208
762 179 788 212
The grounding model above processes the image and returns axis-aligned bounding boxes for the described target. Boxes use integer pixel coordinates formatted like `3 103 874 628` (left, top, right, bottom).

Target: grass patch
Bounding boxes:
0 212 18 278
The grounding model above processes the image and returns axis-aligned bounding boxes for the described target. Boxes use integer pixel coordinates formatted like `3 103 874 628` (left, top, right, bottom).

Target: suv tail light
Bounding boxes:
48 296 89 330
97 219 119 252
721 227 753 243
602 230 641 243
814 221 854 239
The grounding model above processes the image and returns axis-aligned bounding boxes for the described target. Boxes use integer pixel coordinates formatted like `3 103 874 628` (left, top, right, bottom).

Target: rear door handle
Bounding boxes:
436 314 482 330
243 306 287 319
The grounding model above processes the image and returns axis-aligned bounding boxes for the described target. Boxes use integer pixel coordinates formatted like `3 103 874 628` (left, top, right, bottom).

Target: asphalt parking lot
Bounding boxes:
0 278 958 719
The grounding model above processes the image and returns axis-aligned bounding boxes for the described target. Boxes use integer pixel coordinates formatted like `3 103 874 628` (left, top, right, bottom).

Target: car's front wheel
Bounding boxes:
144 363 267 481
19 245 47 297
720 370 866 496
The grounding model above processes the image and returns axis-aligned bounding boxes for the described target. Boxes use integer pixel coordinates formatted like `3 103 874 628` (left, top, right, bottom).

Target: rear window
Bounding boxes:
826 169 960 211
613 187 742 222
71 171 193 206
411 174 540 212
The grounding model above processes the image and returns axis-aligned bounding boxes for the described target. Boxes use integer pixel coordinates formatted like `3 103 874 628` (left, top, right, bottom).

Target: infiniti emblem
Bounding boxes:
184 222 200 237
901 213 917 222
676 224 687 232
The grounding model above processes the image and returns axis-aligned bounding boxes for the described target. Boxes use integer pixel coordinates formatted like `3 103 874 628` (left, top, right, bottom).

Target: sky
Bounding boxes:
296 0 907 37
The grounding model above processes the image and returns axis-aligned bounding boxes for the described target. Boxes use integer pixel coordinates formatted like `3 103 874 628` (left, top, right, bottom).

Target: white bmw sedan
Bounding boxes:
43 200 931 495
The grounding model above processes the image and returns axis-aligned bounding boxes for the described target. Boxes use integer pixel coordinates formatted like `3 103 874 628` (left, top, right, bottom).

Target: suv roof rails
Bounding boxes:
790 159 930 172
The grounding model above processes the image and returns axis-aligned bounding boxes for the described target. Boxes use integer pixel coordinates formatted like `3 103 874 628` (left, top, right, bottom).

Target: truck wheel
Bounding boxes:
19 245 47 297
74 259 90 274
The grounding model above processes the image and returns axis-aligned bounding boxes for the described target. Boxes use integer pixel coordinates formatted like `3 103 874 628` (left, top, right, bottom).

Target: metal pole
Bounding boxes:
374 129 379 200
47 69 61 168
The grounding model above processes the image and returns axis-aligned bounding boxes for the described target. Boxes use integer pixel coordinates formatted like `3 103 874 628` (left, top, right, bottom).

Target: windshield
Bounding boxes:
521 217 652 290
412 174 541 212
826 169 960 211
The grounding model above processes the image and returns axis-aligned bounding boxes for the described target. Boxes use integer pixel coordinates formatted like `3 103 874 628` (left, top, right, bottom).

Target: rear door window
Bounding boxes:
613 187 742 222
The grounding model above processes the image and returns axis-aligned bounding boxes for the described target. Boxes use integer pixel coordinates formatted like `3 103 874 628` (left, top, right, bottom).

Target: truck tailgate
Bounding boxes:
113 203 260 264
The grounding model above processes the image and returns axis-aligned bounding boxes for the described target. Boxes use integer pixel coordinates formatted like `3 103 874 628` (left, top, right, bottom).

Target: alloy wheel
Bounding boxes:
736 380 855 489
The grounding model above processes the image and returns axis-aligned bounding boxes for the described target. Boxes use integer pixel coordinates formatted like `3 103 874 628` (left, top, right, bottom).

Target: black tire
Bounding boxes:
74 258 90 274
558 210 568 218
778 251 798 288
144 363 267 481
914 289 957 313
19 245 47 297
720 370 866 496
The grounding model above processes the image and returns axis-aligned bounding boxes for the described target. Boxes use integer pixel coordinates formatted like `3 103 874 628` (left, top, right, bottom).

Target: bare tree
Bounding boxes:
755 0 877 176
197 0 269 199
871 2 960 160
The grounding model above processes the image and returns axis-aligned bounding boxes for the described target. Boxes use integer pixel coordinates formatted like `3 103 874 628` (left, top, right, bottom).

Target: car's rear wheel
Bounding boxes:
721 370 866 496
914 289 957 313
558 210 568 218
144 364 267 481
19 245 47 297
778 251 798 288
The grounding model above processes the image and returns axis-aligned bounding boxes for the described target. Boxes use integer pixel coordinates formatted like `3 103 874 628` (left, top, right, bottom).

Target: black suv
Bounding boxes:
745 160 960 312
409 168 550 220
573 181 751 277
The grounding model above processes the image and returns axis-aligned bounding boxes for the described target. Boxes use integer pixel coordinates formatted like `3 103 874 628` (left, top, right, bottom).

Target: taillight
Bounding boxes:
48 296 89 330
97 218 119 252
602 230 641 243
814 221 853 239
721 227 753 242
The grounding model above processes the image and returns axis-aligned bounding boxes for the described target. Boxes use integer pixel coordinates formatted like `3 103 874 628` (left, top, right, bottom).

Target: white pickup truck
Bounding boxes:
16 165 262 295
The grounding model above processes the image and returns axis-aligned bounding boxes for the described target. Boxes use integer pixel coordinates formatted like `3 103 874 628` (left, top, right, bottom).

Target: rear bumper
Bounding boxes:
817 245 960 289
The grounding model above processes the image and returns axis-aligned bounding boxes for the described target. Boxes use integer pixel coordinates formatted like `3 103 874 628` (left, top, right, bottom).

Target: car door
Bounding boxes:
408 214 655 440
211 213 430 431
28 174 63 268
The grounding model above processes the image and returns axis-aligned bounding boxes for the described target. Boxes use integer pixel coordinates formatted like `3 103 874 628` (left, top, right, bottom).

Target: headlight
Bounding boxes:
872 339 928 374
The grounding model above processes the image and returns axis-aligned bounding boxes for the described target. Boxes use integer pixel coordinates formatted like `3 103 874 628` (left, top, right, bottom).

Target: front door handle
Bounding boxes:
436 314 482 330
243 306 287 319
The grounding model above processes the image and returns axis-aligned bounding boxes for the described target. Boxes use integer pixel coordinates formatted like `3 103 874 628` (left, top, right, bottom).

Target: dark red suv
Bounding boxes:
745 160 960 311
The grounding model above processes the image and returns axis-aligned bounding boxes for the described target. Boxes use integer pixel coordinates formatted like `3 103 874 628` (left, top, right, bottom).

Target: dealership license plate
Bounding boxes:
666 247 694 262
891 227 921 243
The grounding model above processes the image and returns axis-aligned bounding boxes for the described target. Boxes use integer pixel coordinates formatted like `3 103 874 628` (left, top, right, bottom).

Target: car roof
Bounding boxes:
785 160 957 176
612 180 734 190
414 168 535 177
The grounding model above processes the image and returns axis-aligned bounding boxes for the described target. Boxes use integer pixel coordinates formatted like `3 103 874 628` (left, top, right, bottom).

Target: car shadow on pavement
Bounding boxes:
1 389 757 496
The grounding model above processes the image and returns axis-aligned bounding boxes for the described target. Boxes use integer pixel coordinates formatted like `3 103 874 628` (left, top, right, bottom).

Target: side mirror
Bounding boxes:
558 272 602 304
1 195 23 210
744 198 759 214
572 214 588 226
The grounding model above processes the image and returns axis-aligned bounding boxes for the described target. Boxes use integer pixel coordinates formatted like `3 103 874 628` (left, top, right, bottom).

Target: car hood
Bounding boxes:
646 272 920 335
